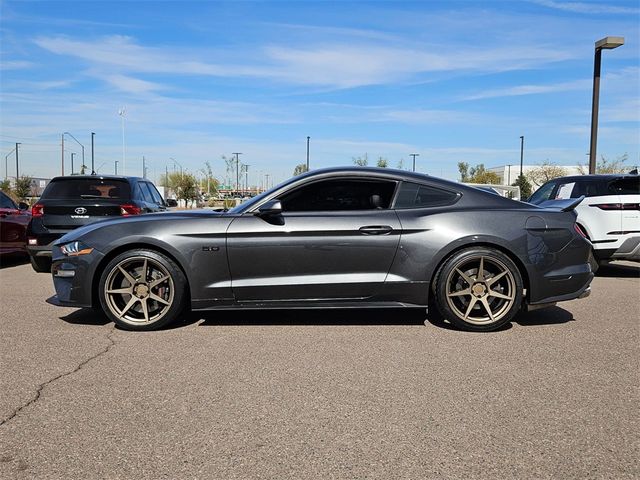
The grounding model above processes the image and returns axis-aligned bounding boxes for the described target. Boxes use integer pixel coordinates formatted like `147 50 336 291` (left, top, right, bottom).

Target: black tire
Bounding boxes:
434 247 524 332
30 255 52 273
98 249 187 331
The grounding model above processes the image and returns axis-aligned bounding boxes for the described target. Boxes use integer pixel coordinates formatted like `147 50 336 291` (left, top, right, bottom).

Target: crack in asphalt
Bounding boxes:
0 326 117 428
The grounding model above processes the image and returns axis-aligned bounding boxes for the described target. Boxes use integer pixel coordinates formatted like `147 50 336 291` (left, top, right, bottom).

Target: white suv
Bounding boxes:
528 175 640 264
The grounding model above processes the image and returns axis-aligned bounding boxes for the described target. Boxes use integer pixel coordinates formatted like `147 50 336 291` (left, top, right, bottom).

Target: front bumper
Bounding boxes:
51 246 105 308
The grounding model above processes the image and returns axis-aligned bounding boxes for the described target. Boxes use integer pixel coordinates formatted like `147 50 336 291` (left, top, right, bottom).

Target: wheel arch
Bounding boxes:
429 240 530 301
91 242 192 309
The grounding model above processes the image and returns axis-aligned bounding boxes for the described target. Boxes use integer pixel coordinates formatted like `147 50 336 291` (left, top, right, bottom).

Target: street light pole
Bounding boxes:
118 107 126 175
306 136 310 171
589 36 624 174
91 132 95 174
245 164 250 194
410 153 419 172
519 136 524 178
61 133 65 176
62 132 85 174
15 143 21 179
232 153 242 192
5 147 16 180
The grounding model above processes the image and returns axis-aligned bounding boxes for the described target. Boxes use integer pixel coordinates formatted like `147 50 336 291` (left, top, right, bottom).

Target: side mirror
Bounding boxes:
257 199 283 215
18 202 29 211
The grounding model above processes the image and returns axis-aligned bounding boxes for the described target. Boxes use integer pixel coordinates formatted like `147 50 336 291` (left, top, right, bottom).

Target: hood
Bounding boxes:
54 209 225 246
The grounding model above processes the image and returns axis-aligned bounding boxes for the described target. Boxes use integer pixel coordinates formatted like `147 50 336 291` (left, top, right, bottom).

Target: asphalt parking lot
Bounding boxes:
0 258 638 479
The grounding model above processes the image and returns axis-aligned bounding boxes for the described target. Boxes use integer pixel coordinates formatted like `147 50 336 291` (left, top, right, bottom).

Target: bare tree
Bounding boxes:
526 161 568 187
578 154 628 174
352 153 369 166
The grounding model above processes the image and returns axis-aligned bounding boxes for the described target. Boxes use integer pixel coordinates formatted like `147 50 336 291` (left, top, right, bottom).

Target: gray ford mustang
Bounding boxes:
50 167 593 332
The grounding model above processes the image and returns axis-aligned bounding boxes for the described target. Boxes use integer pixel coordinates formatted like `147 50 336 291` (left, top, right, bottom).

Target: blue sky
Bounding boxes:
1 0 638 186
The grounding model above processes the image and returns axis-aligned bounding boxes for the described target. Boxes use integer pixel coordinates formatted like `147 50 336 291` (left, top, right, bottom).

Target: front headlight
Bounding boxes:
60 241 94 256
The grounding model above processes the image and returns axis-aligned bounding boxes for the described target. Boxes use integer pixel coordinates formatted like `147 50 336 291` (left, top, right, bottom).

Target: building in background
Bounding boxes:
488 165 582 189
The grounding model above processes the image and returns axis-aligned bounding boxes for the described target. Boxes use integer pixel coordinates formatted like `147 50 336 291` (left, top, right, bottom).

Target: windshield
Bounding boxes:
228 177 296 214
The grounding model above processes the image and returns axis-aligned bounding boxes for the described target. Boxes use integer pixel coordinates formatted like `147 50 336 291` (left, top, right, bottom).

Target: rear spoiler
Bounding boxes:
537 195 585 212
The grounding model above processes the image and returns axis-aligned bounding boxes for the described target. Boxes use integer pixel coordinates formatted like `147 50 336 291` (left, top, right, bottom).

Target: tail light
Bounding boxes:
574 223 588 238
31 203 44 217
120 204 142 216
592 203 640 210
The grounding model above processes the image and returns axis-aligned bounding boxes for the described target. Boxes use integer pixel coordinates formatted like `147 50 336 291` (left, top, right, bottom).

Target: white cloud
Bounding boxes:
32 34 579 90
532 0 640 15
462 79 592 101
104 74 165 94
1 60 34 70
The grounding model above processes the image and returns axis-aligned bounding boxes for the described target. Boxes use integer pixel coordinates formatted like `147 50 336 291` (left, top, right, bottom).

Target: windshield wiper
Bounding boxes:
79 194 104 199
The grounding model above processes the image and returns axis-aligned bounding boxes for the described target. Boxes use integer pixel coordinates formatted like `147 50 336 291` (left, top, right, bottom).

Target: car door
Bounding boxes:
226 177 402 302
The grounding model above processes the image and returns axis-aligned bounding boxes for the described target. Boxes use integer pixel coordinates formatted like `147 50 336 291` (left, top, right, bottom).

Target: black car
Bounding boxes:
27 175 167 272
49 167 593 332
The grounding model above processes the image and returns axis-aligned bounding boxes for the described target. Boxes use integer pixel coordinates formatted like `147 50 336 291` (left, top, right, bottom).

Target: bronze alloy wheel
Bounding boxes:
435 248 524 331
102 254 177 328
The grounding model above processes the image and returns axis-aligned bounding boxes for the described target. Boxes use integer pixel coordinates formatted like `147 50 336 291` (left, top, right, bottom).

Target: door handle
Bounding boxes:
359 225 393 235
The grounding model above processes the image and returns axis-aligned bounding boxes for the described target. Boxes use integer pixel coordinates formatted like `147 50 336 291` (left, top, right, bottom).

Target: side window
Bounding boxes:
279 179 397 212
394 182 459 208
554 182 575 200
137 183 154 203
146 183 164 204
529 181 557 204
0 191 17 209
609 177 640 195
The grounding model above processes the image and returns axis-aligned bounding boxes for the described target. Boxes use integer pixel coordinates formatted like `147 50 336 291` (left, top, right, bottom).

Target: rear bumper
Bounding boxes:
593 236 640 262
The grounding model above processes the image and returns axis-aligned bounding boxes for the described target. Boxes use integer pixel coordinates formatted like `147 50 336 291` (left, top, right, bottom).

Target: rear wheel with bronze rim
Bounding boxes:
434 247 524 332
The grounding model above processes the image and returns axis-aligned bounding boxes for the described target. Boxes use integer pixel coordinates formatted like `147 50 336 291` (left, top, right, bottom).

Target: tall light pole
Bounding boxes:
306 136 310 171
91 132 95 174
519 136 524 178
589 36 624 174
410 153 419 172
71 153 75 174
5 147 16 180
232 152 242 192
15 143 21 179
142 156 147 179
169 157 183 178
118 107 126 175
63 132 85 172
244 164 250 194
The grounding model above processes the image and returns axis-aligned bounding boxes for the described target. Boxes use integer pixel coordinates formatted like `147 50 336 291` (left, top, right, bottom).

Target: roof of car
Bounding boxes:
544 174 637 182
50 174 145 181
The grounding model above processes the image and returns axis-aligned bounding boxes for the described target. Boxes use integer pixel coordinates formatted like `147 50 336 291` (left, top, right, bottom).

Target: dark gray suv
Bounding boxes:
27 175 167 272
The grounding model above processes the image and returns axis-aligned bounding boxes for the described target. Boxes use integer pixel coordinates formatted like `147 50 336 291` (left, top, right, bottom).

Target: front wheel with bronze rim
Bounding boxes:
434 247 524 332
98 249 187 331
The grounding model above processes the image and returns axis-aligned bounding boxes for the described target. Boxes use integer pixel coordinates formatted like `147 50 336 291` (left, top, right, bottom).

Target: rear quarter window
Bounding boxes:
394 182 459 208
42 179 131 199
609 177 640 195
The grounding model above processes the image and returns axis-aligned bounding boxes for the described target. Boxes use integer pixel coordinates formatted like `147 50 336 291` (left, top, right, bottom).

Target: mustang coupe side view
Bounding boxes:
50 168 593 332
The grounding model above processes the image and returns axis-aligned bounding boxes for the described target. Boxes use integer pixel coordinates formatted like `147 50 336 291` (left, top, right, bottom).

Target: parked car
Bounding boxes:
528 174 640 265
0 190 31 258
27 175 167 272
49 167 593 332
